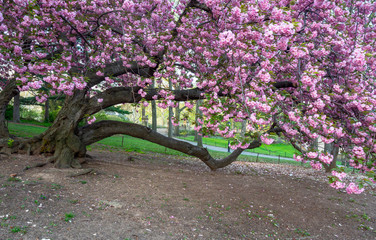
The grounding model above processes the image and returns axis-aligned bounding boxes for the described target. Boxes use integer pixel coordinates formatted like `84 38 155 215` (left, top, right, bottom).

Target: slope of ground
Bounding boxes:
0 150 375 240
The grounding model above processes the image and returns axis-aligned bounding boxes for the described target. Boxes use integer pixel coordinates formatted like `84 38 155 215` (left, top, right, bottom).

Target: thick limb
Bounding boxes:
79 120 261 170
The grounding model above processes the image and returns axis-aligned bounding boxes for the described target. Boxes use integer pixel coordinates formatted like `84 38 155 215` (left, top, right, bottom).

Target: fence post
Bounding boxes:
256 153 259 162
122 136 124 147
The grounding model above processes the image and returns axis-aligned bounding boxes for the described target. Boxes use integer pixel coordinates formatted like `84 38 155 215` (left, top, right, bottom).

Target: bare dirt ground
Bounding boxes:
0 149 375 240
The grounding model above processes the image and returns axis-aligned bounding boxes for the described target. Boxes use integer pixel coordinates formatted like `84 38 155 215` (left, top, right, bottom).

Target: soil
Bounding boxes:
0 149 375 240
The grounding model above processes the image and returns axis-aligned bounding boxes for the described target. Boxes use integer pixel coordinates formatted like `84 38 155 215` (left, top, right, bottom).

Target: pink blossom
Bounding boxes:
330 181 345 189
97 98 103 103
185 102 194 109
14 46 22 55
87 116 96 125
261 135 274 145
306 152 318 158
36 95 47 103
218 30 235 47
319 153 333 164
138 89 147 98
258 0 271 11
346 183 364 194
352 146 366 159
310 161 322 170
332 171 347 180
294 154 303 162
313 99 325 110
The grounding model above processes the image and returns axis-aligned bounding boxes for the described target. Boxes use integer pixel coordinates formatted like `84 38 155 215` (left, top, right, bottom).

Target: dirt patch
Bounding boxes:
0 150 375 240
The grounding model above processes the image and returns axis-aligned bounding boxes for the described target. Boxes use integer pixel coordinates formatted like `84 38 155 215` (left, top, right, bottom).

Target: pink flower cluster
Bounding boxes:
352 146 366 159
330 181 345 189
87 116 96 125
318 153 333 164
218 30 236 47
310 161 322 170
260 135 274 145
346 183 364 194
332 171 347 180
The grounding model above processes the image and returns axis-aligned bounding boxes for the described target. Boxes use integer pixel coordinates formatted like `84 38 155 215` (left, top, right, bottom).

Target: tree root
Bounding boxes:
23 162 49 171
66 168 94 177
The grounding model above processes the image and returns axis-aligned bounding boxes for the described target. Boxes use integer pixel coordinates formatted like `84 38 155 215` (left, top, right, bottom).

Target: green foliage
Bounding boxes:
20 96 43 106
5 105 13 120
64 212 75 222
7 177 21 182
94 111 129 122
294 228 310 237
10 226 27 234
20 107 41 121
104 106 131 115
7 138 14 147
46 107 61 123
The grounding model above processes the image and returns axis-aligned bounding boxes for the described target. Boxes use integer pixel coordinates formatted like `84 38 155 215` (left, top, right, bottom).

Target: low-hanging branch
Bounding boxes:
78 120 262 170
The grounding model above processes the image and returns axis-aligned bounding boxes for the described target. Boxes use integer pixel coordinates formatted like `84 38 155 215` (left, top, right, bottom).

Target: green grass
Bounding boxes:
8 122 306 166
177 135 297 158
8 122 47 137
20 119 53 127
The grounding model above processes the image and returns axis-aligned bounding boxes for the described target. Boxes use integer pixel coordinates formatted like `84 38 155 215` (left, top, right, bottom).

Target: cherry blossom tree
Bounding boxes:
0 0 375 193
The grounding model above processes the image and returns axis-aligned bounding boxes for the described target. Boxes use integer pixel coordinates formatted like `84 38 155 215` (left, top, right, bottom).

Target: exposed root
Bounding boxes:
0 151 10 157
23 162 49 171
66 168 94 177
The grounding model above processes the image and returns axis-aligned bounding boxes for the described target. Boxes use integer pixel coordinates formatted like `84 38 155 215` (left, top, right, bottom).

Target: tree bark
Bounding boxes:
151 80 157 131
168 80 173 138
44 99 50 123
141 106 147 126
174 102 180 136
79 120 262 170
323 143 339 172
12 93 20 123
0 79 19 138
195 100 203 147
151 101 157 130
34 90 88 168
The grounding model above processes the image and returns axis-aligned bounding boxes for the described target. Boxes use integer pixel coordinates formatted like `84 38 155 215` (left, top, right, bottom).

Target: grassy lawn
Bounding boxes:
9 122 47 137
177 135 298 158
8 122 308 166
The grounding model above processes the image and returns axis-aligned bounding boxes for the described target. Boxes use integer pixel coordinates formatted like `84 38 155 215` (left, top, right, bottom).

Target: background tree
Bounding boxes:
12 93 20 123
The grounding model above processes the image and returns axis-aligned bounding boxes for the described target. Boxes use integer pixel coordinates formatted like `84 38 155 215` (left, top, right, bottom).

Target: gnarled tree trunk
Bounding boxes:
0 79 19 138
34 91 88 168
